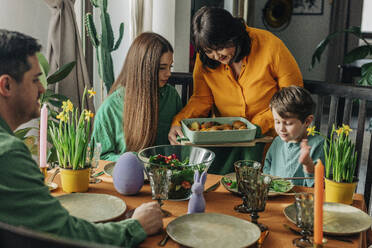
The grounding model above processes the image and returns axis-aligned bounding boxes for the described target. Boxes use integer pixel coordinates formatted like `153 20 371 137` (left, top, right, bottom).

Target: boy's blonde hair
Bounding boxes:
270 86 314 123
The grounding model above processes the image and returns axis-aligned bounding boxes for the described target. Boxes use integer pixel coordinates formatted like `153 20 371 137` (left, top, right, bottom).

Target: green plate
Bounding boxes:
221 172 294 197
284 202 372 236
181 117 257 144
167 213 260 248
57 193 126 223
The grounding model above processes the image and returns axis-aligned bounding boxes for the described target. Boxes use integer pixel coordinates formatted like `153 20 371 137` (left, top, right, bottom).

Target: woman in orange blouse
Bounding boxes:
169 6 303 174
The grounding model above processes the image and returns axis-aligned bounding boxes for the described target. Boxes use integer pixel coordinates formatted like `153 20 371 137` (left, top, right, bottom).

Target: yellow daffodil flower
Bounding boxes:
61 100 74 113
88 88 96 98
84 110 94 120
342 124 352 136
335 128 343 136
56 112 68 122
307 126 316 136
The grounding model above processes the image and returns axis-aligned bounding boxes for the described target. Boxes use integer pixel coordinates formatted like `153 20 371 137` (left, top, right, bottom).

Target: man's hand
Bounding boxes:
168 126 184 145
132 202 163 235
299 139 314 174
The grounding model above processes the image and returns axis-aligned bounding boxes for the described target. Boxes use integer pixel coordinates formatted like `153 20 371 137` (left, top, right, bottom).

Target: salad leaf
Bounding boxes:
270 180 292 192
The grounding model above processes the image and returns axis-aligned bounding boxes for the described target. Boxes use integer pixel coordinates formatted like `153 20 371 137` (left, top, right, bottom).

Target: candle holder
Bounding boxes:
239 175 272 232
293 193 314 248
233 160 261 213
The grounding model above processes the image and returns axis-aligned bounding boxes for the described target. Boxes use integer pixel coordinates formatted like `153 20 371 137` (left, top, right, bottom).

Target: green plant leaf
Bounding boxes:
49 94 69 102
37 53 48 88
311 36 333 69
344 45 371 64
358 62 372 86
49 100 63 108
36 52 50 76
47 61 76 84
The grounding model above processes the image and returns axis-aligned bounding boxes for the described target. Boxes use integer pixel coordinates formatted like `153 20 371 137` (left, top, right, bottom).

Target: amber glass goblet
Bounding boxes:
233 160 261 213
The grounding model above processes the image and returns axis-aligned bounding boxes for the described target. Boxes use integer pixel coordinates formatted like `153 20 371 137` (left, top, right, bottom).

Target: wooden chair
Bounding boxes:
0 221 119 248
168 72 193 106
169 72 372 214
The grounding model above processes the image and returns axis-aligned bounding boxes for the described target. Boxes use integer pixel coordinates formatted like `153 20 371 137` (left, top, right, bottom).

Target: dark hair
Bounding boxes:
0 29 41 82
270 86 315 123
110 32 173 152
192 6 251 69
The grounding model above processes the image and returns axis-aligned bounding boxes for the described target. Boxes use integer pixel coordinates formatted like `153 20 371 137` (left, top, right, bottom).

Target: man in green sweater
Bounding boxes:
0 29 163 247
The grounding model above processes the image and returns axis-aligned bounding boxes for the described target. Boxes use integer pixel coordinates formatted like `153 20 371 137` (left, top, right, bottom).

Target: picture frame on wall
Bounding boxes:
292 0 324 15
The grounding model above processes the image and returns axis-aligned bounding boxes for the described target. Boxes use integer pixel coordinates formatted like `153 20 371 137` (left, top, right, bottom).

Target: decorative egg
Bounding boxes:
113 152 144 195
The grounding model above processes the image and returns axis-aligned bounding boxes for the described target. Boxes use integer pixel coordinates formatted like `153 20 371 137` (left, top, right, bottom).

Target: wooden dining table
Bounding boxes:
51 161 368 248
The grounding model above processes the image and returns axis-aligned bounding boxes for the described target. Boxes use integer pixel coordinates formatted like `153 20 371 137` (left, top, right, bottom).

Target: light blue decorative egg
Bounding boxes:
113 152 144 195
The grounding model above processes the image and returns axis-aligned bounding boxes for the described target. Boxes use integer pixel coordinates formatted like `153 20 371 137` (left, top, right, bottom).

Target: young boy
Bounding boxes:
263 86 325 186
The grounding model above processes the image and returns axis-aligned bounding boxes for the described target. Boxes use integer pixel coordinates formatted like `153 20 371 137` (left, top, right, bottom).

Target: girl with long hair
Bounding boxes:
92 32 182 160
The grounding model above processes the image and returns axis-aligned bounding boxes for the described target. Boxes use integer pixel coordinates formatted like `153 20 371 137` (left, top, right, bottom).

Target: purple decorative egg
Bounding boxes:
113 152 144 195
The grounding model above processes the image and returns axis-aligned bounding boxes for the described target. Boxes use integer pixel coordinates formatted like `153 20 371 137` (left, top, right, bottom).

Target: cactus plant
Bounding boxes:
85 0 124 93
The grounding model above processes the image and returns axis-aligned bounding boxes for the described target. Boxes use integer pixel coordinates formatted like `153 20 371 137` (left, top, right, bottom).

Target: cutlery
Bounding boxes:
204 181 220 193
257 230 269 248
283 224 353 243
273 177 314 181
92 171 104 177
158 233 170 246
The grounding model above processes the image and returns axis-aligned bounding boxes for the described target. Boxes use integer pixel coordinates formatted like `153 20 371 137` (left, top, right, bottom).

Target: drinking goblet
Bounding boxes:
148 167 172 217
293 193 314 248
88 142 102 184
233 160 261 213
239 175 272 231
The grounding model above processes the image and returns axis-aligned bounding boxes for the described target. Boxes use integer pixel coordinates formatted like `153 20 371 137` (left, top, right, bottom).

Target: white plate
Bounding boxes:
57 193 126 223
284 202 372 235
167 213 261 248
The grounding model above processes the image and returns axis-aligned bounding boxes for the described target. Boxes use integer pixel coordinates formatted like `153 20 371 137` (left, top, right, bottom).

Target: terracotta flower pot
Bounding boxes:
60 167 90 193
324 178 357 205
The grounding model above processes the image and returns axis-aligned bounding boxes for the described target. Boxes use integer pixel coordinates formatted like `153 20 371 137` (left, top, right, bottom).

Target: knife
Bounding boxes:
273 177 314 180
283 224 353 243
204 181 220 193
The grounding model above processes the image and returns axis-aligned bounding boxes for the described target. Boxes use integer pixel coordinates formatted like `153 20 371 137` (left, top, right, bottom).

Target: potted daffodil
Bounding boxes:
307 124 357 204
49 87 96 193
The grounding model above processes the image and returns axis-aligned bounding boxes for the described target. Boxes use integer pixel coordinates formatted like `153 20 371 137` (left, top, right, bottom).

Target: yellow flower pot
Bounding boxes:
324 178 357 205
60 167 90 193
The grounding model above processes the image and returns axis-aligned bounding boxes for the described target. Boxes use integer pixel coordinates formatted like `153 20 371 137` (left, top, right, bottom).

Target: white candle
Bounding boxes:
39 104 48 168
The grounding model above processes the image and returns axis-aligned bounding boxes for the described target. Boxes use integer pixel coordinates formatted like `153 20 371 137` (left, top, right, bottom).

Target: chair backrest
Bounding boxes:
0 221 120 248
168 72 194 106
169 72 372 214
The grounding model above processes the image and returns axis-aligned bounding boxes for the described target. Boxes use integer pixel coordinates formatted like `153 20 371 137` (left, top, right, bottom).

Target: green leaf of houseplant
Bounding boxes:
37 53 49 88
358 62 372 86
47 61 76 84
344 45 371 64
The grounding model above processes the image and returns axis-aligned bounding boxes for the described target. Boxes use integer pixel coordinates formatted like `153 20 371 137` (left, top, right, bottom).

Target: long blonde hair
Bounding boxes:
110 32 173 152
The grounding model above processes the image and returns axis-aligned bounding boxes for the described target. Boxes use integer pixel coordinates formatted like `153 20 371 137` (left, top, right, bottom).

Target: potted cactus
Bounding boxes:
85 0 124 97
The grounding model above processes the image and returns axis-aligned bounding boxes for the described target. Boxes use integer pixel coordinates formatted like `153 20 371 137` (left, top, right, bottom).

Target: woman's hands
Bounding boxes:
299 139 314 174
168 126 184 145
